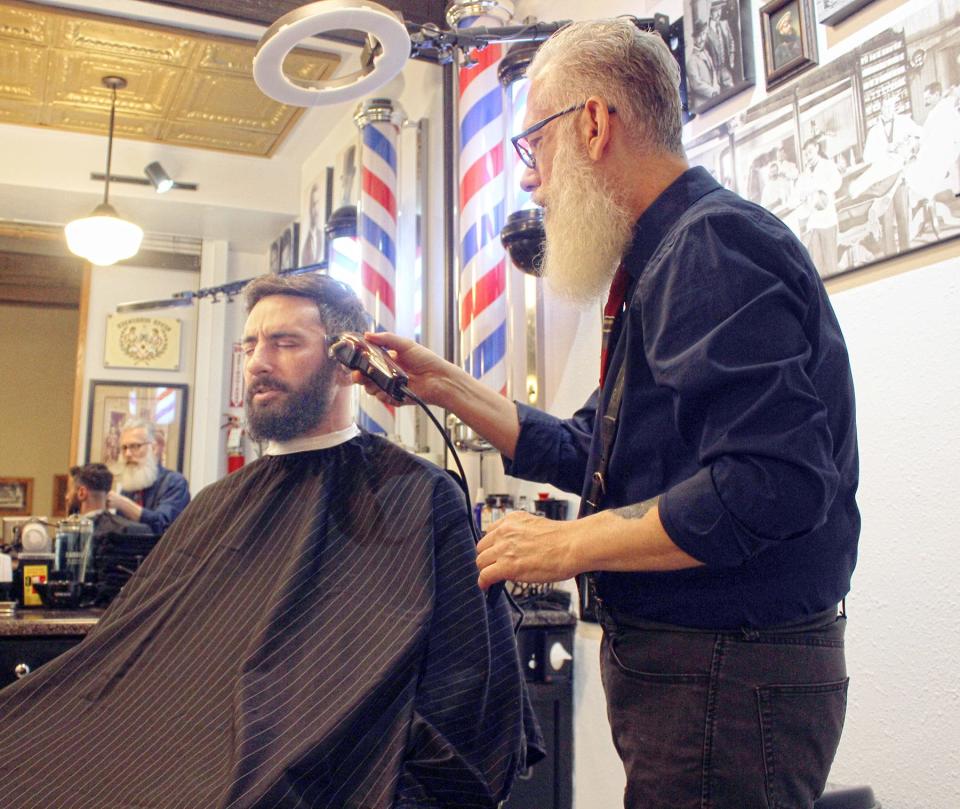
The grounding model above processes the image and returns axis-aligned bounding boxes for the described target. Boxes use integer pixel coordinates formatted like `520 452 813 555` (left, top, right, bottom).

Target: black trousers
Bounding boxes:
599 608 848 809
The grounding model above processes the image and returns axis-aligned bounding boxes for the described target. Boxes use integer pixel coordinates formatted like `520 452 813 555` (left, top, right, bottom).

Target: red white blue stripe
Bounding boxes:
458 40 508 395
358 119 399 436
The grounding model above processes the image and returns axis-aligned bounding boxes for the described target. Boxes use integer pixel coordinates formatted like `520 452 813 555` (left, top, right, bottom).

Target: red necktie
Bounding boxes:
599 265 630 389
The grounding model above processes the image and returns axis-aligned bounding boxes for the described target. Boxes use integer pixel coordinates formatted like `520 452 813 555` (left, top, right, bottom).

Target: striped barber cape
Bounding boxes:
0 433 543 808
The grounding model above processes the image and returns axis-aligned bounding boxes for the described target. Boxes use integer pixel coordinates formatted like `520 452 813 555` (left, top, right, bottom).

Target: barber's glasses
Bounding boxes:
120 442 148 452
510 102 616 170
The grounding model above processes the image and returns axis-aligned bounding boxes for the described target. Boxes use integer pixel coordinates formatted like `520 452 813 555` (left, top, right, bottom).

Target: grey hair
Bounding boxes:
527 18 684 156
120 417 156 441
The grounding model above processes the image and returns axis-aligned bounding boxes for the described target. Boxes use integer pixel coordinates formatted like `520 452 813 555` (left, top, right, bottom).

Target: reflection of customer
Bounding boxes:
793 139 843 277
705 3 736 87
861 95 922 254
67 463 153 537
106 419 189 535
300 180 324 265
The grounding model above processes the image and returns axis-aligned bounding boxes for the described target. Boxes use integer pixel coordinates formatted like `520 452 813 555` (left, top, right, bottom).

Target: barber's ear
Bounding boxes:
582 96 613 161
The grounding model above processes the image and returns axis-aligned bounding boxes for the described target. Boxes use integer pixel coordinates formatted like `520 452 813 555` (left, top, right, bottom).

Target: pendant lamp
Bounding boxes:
65 76 144 266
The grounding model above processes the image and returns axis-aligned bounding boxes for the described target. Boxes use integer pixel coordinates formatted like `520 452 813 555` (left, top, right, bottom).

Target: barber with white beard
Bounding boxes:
357 18 860 809
106 418 190 536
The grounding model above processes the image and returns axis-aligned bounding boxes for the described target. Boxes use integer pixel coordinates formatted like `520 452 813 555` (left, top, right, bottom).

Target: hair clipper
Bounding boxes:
327 333 409 402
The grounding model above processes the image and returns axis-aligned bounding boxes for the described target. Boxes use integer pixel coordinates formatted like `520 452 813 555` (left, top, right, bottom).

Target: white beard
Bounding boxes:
119 451 159 492
539 133 636 306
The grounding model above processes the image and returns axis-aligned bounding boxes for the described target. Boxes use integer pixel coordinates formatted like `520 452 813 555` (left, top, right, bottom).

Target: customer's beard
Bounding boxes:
245 361 337 442
539 134 636 306
120 451 159 493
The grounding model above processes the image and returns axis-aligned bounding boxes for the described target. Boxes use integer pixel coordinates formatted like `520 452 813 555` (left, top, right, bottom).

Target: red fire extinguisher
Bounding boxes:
223 414 244 474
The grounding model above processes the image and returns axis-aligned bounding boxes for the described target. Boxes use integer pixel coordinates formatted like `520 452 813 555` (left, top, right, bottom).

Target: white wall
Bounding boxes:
828 254 960 809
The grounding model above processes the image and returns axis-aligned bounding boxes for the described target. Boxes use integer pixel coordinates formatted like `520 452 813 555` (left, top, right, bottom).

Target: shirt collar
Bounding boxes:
265 423 361 456
622 166 720 279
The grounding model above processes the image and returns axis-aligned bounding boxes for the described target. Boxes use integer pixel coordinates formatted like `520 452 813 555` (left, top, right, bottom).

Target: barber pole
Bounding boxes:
447 0 514 395
353 98 400 436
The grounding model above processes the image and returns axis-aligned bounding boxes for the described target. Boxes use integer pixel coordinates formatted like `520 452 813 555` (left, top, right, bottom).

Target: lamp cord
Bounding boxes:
104 85 116 205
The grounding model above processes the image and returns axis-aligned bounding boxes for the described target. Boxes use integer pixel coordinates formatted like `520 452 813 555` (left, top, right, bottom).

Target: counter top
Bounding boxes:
0 609 103 637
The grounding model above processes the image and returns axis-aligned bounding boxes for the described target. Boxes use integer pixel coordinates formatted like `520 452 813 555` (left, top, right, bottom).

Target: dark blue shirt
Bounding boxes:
506 167 860 629
122 465 190 535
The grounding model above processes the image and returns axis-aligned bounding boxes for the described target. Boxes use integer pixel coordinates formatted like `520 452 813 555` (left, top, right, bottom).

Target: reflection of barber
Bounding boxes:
106 419 190 535
793 139 842 277
705 3 735 87
862 95 922 254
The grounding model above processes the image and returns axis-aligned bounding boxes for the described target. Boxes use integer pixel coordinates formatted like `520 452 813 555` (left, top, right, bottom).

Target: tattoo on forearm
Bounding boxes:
612 497 659 520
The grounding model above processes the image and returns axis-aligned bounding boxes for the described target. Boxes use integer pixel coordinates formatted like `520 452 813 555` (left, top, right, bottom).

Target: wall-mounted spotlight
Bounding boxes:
144 161 174 193
500 208 544 276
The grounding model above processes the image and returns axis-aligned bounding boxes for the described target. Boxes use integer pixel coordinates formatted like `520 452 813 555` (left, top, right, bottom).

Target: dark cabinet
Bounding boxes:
504 616 575 809
0 635 85 688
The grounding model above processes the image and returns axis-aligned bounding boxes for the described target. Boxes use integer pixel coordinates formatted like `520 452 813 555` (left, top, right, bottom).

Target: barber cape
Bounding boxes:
0 432 543 808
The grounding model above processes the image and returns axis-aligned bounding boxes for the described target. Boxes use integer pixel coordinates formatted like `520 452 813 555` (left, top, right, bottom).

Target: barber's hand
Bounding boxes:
352 331 462 408
476 512 578 590
106 491 139 520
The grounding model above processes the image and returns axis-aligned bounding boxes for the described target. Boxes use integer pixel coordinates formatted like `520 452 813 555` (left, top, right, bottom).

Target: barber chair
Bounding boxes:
814 783 880 808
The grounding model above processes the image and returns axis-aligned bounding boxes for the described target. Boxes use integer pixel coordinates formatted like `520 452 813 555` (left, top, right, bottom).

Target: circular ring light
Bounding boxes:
254 0 411 107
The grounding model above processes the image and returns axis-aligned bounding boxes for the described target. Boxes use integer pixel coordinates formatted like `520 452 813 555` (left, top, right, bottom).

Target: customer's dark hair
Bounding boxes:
244 272 369 335
70 463 113 493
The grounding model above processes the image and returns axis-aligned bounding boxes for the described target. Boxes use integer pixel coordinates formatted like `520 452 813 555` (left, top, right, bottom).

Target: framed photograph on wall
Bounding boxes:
300 168 331 267
51 474 69 518
269 222 300 273
814 0 875 26
0 478 33 516
761 0 819 89
86 381 189 472
683 0 755 114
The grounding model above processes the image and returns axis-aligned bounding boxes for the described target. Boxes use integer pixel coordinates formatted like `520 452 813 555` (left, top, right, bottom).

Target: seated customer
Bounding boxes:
106 418 190 535
66 463 153 537
0 272 542 809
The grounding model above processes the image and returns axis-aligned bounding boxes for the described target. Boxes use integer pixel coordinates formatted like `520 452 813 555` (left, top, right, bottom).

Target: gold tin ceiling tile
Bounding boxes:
48 52 181 118
45 107 163 140
194 40 257 76
0 42 47 103
162 120 276 156
0 3 52 46
0 97 43 126
58 17 196 67
171 73 296 134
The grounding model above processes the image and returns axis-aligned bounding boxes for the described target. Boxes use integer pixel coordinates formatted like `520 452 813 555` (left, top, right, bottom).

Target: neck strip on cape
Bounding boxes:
264 423 361 456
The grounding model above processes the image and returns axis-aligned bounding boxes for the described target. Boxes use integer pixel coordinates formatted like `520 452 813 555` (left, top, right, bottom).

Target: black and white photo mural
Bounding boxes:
686 0 960 279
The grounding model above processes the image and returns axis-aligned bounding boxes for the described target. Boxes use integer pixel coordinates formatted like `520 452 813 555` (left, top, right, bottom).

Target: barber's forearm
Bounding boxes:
109 492 143 522
571 504 704 574
435 368 521 459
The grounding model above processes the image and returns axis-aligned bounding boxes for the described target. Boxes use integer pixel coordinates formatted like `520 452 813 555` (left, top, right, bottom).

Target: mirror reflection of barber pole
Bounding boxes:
354 99 399 436
449 1 514 395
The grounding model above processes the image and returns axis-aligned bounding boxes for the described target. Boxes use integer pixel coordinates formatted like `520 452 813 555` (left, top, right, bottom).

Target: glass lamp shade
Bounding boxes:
65 203 144 266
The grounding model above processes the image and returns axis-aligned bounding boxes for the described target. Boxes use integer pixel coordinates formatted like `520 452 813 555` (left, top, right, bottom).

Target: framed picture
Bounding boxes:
0 478 33 516
52 474 69 518
683 0 755 114
814 0 874 26
269 222 300 273
300 168 332 267
86 381 189 472
761 0 818 89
